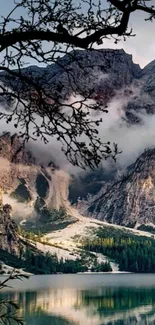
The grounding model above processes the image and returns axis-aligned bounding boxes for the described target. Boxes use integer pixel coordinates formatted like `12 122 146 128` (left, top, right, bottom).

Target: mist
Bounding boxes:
96 93 155 170
0 82 155 174
3 194 34 220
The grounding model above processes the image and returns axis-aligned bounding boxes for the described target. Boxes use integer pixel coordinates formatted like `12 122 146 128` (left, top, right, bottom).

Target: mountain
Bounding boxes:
2 48 140 94
4 48 155 122
0 48 142 118
1 48 155 117
77 148 155 226
2 48 155 275
1 49 155 228
0 133 77 233
43 48 141 102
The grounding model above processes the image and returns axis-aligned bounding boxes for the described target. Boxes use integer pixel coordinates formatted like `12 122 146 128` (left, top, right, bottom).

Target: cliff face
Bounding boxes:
0 133 72 221
3 48 140 97
83 149 155 226
44 48 141 103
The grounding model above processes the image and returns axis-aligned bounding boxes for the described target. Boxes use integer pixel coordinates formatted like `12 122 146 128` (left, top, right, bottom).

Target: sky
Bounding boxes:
102 7 155 68
1 0 155 68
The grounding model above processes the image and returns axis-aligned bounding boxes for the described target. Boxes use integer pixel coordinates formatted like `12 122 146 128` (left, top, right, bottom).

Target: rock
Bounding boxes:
0 133 72 221
0 48 141 106
84 149 155 226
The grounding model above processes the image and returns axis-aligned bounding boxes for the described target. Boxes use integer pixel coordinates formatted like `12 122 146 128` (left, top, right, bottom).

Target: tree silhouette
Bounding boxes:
0 0 154 168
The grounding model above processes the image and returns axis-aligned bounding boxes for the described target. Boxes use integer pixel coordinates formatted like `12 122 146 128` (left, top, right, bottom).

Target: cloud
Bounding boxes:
0 75 155 176
95 92 155 170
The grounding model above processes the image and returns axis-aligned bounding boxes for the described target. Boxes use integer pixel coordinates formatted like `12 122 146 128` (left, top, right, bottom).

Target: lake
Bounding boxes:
1 274 155 324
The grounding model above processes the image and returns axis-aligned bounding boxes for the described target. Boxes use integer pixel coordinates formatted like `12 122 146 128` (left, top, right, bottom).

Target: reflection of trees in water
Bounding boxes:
80 287 155 312
80 287 155 325
0 290 74 325
1 287 155 325
0 291 38 314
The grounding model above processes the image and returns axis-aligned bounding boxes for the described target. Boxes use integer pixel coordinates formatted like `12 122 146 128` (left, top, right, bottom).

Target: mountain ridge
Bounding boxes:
1 48 155 228
77 148 155 226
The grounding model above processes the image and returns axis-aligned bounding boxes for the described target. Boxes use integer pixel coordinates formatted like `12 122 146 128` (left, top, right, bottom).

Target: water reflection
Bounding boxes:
1 275 155 325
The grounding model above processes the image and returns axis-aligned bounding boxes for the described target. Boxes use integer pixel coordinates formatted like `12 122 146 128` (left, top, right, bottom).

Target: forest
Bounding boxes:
82 227 155 273
0 245 112 275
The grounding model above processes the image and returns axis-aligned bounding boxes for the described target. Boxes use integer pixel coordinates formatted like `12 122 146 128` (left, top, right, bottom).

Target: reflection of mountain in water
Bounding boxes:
1 286 155 325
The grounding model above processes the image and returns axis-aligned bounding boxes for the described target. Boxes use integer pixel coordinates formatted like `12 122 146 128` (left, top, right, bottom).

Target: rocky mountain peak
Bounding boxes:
45 48 142 102
142 59 155 76
82 148 155 226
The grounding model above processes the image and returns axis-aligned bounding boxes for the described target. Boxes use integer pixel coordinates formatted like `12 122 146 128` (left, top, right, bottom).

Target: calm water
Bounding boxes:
1 274 155 324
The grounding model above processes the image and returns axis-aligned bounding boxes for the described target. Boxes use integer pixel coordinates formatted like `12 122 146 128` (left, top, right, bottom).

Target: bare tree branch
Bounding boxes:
0 0 154 168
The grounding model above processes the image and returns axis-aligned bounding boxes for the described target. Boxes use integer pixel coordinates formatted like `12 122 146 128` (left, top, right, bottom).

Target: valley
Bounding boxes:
1 48 155 274
18 213 155 273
